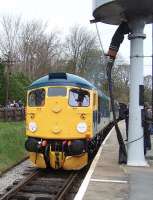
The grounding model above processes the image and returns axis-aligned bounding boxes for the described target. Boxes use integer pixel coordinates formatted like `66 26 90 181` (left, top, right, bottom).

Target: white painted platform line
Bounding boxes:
90 178 128 184
74 126 115 200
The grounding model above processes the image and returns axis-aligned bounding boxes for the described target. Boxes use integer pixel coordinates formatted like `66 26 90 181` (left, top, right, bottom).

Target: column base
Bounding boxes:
127 160 149 167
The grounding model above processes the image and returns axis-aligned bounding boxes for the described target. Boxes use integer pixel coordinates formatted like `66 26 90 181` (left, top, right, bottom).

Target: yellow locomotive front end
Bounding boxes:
25 73 97 170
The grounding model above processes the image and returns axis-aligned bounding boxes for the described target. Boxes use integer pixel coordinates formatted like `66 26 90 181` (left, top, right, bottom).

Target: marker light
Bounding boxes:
29 122 37 132
76 122 87 133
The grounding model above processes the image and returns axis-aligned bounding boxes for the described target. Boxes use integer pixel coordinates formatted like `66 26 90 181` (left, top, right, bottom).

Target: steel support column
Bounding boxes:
127 19 148 166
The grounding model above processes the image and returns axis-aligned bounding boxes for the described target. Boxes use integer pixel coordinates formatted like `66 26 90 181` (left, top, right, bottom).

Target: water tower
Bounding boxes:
92 0 153 166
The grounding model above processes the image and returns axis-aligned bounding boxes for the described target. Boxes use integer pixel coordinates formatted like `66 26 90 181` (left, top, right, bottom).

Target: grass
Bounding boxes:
0 121 27 172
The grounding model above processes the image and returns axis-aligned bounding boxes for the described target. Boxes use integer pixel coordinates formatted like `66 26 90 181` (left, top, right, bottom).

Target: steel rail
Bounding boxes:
0 169 40 200
0 169 79 200
0 124 112 200
55 171 79 200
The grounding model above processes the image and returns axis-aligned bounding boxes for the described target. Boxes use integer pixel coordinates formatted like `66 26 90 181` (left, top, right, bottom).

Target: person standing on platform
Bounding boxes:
144 103 152 155
124 105 129 141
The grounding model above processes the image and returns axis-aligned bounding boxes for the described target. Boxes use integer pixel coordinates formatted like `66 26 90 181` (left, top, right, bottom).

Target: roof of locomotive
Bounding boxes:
28 73 96 90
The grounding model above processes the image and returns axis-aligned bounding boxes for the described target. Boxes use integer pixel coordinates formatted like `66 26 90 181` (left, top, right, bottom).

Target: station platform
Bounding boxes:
74 121 153 200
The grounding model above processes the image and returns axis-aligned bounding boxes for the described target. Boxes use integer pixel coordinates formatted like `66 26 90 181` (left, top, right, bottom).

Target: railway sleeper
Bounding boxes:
13 192 54 200
20 185 59 194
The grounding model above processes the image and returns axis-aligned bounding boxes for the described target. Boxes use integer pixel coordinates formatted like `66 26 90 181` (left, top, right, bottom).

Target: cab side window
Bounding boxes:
69 89 90 107
28 89 45 107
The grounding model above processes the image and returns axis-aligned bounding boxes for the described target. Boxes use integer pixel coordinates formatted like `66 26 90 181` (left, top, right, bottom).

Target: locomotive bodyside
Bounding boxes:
25 73 113 170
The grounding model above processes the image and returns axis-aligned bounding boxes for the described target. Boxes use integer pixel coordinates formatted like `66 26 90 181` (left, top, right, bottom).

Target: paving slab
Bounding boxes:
127 135 153 200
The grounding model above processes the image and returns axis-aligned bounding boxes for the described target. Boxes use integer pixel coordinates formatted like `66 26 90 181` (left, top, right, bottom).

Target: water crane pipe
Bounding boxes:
106 21 131 164
107 22 131 58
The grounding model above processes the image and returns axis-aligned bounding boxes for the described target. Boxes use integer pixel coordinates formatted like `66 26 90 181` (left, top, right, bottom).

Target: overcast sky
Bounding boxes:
0 0 152 75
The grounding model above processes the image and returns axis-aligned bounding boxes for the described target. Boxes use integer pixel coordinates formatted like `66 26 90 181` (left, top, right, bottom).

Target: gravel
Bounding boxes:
0 159 33 194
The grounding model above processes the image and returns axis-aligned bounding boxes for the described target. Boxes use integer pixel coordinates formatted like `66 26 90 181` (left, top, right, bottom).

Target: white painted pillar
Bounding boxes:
127 19 147 166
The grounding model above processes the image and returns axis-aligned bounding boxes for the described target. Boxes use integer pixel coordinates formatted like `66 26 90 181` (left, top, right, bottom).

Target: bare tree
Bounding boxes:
19 20 47 77
64 25 98 75
144 75 152 89
84 49 106 87
0 15 22 104
112 63 130 88
0 15 21 60
111 63 130 103
19 20 61 78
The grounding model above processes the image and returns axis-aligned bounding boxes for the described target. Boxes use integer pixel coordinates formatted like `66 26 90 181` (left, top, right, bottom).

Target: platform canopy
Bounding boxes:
93 0 153 25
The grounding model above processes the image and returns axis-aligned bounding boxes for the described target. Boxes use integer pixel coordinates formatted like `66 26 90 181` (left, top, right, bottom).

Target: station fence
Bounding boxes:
0 107 25 122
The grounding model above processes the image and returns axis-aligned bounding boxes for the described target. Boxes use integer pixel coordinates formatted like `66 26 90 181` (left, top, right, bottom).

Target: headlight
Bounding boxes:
76 122 87 133
29 122 37 132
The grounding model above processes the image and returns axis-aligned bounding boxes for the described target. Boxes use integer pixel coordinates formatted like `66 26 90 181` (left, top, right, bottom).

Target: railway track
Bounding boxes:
0 169 79 200
0 122 115 200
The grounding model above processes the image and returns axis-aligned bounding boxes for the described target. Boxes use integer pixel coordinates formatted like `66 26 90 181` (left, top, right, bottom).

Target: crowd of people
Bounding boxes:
6 99 23 108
